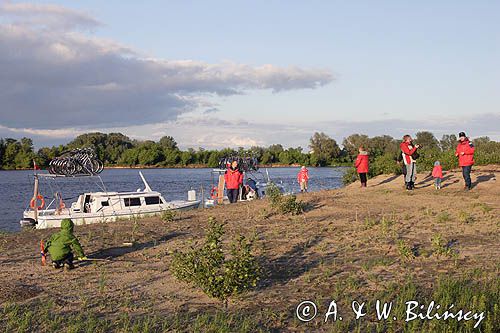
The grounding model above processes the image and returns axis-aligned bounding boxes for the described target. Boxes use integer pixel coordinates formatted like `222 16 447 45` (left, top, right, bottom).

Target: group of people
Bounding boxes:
42 131 477 270
354 131 476 191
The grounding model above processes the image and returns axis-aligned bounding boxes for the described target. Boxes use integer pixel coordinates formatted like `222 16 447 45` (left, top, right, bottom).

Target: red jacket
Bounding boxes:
224 167 243 189
297 169 309 183
400 141 418 165
354 152 369 173
455 139 475 167
432 165 443 178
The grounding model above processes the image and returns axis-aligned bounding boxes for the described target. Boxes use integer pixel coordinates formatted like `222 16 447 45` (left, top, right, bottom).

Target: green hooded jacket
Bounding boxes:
45 219 85 261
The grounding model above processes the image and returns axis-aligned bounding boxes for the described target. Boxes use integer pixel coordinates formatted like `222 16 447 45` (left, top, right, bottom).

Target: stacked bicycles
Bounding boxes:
218 156 259 172
48 148 104 176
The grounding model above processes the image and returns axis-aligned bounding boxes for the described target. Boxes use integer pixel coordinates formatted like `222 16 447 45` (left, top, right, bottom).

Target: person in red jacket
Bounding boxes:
297 166 309 192
455 132 475 190
400 135 421 190
224 160 243 203
354 146 369 187
432 161 443 189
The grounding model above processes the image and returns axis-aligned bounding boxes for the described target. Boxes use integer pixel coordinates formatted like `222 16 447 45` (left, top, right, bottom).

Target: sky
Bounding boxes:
0 0 499 149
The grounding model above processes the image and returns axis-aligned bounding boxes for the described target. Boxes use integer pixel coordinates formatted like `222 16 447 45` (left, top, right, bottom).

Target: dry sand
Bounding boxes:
0 165 498 330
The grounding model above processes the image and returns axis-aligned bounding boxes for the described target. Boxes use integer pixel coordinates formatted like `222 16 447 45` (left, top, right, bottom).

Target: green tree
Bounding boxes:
415 131 439 151
439 134 457 151
309 132 341 166
159 136 178 150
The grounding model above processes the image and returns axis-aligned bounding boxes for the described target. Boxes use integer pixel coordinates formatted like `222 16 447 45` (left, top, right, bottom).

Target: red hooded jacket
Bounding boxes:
432 165 443 178
400 141 418 165
224 167 243 190
455 139 475 167
297 168 309 183
354 151 369 173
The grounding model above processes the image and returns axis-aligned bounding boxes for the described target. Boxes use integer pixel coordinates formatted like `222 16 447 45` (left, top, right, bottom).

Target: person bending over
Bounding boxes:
44 218 86 269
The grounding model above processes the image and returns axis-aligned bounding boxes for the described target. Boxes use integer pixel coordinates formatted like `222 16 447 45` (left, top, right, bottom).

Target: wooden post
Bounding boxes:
33 175 39 222
200 186 204 209
217 174 225 204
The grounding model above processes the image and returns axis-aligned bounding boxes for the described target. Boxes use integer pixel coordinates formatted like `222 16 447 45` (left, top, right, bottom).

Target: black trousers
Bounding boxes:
462 166 472 189
227 189 239 203
53 252 74 266
359 173 367 184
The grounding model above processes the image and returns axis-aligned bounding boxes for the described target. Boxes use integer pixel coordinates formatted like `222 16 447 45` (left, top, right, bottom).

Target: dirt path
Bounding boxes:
0 165 498 331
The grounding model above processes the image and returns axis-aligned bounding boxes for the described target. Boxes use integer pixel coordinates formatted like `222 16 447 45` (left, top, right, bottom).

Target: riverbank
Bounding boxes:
0 165 499 332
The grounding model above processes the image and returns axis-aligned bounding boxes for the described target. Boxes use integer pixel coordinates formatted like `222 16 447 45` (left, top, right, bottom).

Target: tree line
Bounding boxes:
1 132 499 177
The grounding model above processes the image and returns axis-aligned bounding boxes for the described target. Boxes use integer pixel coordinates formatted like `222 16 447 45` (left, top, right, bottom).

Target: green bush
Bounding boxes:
265 183 304 215
342 167 358 185
161 210 176 222
170 217 261 306
370 153 402 176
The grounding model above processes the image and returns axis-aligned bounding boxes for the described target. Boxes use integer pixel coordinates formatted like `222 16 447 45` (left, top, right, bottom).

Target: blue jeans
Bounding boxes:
462 166 472 189
434 178 441 188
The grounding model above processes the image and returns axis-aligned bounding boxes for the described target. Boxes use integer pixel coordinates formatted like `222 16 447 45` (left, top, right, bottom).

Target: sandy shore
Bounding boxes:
0 165 498 332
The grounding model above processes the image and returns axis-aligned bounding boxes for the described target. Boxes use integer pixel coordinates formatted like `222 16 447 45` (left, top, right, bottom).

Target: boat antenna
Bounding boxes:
139 171 152 192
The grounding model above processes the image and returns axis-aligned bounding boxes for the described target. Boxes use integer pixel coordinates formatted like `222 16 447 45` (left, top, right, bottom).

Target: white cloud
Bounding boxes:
0 1 100 30
0 2 333 130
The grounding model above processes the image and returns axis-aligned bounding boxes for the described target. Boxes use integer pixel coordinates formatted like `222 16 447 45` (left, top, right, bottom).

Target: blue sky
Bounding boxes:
0 0 499 148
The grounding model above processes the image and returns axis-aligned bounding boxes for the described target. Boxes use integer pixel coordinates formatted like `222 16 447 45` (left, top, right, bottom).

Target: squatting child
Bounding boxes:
43 218 86 269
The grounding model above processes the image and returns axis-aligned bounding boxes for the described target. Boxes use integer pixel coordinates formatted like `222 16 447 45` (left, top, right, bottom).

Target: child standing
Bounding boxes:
297 166 309 192
354 146 369 187
432 161 443 189
43 218 86 269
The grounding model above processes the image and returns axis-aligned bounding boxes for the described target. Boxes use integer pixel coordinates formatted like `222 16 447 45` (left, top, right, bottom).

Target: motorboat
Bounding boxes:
20 171 201 229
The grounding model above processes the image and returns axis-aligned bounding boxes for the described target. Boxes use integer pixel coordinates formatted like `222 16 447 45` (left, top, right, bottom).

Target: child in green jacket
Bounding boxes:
44 218 86 269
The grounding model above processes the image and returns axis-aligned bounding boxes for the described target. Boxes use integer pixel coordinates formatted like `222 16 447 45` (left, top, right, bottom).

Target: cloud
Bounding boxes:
0 1 100 30
0 2 333 130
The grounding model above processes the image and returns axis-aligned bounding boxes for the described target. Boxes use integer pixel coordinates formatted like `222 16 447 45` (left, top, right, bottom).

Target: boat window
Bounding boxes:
101 200 109 207
145 196 160 205
124 197 141 207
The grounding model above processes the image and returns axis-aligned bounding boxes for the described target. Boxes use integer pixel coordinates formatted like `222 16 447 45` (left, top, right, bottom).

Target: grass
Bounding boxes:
397 239 415 261
436 211 451 223
474 202 493 213
1 301 269 333
161 209 177 222
430 234 457 258
458 210 475 224
5 274 498 333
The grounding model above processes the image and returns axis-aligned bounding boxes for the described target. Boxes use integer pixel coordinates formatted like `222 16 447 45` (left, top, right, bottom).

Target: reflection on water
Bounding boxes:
0 167 346 232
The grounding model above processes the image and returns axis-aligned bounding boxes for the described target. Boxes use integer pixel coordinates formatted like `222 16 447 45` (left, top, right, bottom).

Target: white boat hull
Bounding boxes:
24 200 200 229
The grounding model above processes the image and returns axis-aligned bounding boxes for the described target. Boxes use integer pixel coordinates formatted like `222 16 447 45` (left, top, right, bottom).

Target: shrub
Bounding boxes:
266 183 305 215
161 210 176 222
370 153 402 176
342 167 358 185
170 218 261 306
265 183 282 208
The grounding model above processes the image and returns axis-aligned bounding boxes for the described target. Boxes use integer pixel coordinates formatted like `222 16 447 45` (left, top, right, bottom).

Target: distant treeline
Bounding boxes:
1 132 499 176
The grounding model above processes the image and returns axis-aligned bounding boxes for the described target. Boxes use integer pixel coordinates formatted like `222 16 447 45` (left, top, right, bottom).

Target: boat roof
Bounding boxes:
83 191 163 197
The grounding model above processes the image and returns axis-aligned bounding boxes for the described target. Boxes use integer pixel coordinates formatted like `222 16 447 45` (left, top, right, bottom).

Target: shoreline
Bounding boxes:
0 164 350 171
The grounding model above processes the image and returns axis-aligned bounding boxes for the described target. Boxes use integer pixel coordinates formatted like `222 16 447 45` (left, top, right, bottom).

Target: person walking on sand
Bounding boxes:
432 161 443 189
224 160 243 203
400 135 421 190
455 132 475 190
297 166 309 192
354 146 369 187
43 218 86 269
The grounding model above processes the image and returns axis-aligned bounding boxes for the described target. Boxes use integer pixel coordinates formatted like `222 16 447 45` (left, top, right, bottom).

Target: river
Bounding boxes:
0 167 347 232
